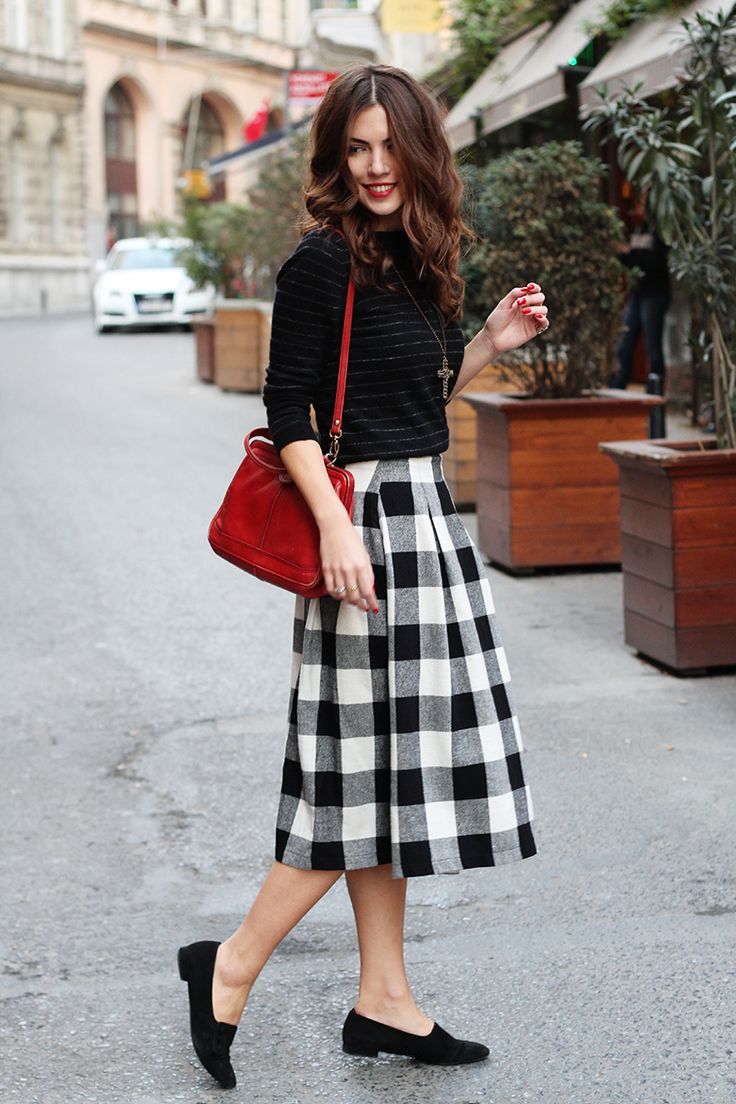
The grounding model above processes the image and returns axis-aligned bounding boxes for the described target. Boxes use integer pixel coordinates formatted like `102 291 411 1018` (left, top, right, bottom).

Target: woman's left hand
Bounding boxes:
483 283 549 356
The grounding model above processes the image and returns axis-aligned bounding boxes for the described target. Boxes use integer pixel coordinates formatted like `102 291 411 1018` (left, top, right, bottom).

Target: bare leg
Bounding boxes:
346 864 433 1036
212 861 343 1024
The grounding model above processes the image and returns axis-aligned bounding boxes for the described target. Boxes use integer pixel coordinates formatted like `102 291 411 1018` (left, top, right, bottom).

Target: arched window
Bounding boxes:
105 84 136 160
104 83 138 243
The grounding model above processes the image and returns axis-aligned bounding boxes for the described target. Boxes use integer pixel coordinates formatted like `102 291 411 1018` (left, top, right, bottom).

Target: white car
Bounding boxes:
92 237 215 332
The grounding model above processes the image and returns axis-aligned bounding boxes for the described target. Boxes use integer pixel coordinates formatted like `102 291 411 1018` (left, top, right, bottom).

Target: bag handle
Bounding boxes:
244 427 284 471
326 229 356 466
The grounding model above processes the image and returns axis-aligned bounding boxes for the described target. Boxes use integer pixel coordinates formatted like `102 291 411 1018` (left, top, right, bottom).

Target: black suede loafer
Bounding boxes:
178 940 237 1089
342 1008 490 1065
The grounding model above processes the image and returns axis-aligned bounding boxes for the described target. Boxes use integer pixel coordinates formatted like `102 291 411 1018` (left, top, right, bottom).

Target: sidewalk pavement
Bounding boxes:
0 315 733 1104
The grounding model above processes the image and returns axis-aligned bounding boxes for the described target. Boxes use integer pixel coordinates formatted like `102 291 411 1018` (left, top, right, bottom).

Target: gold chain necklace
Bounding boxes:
391 267 454 401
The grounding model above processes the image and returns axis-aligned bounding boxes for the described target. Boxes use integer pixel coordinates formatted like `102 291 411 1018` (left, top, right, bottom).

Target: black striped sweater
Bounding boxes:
262 227 465 465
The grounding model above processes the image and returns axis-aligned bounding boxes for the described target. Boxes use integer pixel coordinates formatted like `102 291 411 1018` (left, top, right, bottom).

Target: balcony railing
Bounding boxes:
0 45 84 88
78 0 295 70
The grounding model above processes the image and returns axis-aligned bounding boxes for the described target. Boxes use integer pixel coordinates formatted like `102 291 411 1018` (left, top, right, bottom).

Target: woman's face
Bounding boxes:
346 104 403 230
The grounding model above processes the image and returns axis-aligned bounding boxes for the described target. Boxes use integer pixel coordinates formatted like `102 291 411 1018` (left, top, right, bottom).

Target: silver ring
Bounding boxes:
334 586 347 595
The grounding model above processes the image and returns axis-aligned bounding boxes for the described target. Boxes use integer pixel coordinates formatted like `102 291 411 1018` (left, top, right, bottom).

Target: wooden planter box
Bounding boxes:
213 299 272 393
464 390 663 570
445 363 522 508
192 318 215 383
600 438 736 672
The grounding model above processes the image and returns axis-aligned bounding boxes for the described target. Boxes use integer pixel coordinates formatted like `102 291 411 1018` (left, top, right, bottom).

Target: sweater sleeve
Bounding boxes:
263 229 351 454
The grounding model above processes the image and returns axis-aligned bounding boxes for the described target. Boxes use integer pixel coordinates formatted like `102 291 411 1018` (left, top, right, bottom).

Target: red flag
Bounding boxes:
243 99 269 143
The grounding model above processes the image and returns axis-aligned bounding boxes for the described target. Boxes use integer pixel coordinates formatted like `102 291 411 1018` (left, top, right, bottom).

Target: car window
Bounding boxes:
109 248 181 270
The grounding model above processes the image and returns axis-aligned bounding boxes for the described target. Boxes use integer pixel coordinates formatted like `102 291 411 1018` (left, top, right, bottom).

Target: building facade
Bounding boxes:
0 0 89 313
1 0 451 312
80 0 298 262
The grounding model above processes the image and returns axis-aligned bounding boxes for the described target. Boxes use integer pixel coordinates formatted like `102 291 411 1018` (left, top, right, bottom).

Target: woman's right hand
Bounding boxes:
277 440 378 613
319 512 378 613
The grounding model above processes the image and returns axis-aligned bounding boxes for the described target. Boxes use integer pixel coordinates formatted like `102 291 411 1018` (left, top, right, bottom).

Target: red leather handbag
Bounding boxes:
208 278 356 598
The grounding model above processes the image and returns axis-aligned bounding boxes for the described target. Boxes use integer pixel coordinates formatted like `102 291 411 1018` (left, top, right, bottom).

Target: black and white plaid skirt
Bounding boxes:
275 455 536 879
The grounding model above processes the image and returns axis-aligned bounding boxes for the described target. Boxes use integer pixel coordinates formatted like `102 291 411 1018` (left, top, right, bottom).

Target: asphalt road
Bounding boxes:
1 314 734 1104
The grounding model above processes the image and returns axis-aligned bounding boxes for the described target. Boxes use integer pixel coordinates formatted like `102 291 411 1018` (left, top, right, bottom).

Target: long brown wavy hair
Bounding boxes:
300 64 472 322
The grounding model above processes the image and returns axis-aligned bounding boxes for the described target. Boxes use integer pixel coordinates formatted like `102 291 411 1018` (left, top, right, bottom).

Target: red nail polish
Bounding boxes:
518 297 527 305
522 307 532 314
536 314 544 320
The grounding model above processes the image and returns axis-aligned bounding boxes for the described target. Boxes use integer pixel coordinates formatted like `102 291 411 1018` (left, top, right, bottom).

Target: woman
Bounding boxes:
179 64 546 1089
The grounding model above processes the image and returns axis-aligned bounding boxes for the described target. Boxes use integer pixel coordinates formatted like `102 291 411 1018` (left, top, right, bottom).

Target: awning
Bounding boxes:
311 9 385 57
579 0 724 109
204 117 310 176
444 25 551 152
479 0 610 136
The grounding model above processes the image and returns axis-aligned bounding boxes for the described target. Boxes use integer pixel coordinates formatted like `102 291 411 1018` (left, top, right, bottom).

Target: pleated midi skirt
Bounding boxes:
275 455 536 879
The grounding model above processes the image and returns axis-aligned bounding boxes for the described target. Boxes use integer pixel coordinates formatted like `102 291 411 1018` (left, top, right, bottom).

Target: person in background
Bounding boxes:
609 193 670 390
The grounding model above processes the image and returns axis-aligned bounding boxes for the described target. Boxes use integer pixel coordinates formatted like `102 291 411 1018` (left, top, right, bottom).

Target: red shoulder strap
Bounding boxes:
331 277 355 438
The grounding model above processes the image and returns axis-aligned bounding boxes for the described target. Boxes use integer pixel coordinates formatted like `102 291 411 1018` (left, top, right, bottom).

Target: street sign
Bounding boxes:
287 70 338 108
180 169 211 199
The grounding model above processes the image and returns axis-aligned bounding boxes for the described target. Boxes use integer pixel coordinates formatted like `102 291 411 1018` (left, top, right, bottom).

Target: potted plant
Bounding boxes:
457 140 662 568
178 201 271 393
177 139 306 392
586 6 736 671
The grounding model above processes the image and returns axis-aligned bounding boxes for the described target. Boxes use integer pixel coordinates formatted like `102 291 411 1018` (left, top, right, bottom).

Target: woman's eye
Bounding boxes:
348 145 365 155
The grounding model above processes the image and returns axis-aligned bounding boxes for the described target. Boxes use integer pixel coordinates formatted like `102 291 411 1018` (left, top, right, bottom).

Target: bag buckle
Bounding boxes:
326 428 343 466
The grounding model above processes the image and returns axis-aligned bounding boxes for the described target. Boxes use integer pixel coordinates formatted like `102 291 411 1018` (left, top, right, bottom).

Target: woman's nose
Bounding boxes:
369 149 389 176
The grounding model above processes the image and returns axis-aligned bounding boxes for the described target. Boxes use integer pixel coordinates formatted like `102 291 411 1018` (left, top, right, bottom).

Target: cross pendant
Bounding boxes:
437 357 454 400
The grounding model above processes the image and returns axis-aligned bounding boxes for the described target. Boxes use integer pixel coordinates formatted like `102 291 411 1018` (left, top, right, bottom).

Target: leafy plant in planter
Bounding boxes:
584 5 736 449
176 135 307 302
177 200 261 299
247 133 307 300
176 138 309 393
176 202 267 392
462 140 632 397
459 141 662 570
580 7 736 672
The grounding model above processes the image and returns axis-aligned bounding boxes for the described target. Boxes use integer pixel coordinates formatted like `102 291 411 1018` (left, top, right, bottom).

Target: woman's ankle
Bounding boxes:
216 938 259 991
353 992 433 1035
356 997 413 1017
359 984 417 1011
354 983 418 1019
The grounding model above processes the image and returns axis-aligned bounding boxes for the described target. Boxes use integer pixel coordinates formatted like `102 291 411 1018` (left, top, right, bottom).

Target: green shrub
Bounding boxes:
175 135 307 301
461 140 631 397
247 134 307 299
176 201 261 299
